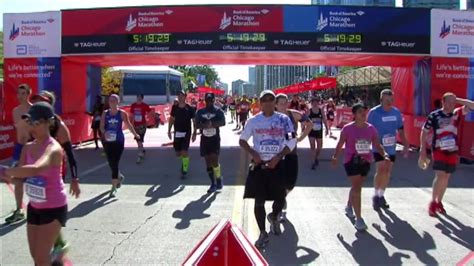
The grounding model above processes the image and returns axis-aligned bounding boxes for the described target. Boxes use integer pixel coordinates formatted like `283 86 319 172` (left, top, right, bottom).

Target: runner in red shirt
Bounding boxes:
130 94 152 164
419 92 474 217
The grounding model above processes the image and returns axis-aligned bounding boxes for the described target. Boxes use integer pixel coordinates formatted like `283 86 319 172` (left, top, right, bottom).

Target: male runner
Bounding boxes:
240 90 296 248
4 84 32 224
168 90 196 179
237 95 251 131
195 93 226 193
367 89 409 211
419 93 473 217
130 94 152 164
228 97 237 124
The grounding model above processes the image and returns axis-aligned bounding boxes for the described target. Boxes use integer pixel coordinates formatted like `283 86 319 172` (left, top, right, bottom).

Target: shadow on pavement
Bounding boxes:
435 213 474 251
262 220 320 265
0 219 26 237
337 231 410 266
144 183 185 206
68 191 117 220
373 209 437 265
172 193 217 230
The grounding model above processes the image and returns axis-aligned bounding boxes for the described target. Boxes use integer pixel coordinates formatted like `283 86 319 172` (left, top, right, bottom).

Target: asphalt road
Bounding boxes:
1 116 473 265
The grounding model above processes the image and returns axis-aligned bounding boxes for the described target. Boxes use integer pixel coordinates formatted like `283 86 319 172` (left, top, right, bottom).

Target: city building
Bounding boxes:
248 67 256 85
243 83 257 97
311 0 395 6
403 0 459 8
231 79 246 96
255 65 320 91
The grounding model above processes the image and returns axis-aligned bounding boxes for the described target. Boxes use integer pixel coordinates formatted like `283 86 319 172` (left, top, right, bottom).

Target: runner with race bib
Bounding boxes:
308 96 329 169
331 103 390 231
101 94 140 198
195 93 226 193
419 93 474 217
240 90 296 249
130 94 152 164
367 89 409 211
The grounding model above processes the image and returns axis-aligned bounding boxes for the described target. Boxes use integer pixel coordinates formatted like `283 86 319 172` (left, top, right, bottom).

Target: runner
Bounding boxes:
250 97 261 116
308 97 329 169
289 95 301 111
228 97 237 124
4 84 32 224
275 93 312 222
367 89 409 211
331 103 390 231
326 98 336 138
86 95 104 150
168 90 197 179
31 91 82 261
419 93 474 217
240 90 296 249
130 94 152 164
195 93 226 193
238 95 251 131
100 94 140 198
0 102 72 265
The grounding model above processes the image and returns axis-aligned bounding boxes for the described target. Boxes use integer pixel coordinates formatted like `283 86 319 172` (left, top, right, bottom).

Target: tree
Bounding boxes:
169 65 219 91
101 67 122 95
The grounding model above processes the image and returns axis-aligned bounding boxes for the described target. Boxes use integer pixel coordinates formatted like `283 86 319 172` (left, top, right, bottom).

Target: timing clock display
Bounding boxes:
221 33 266 42
130 34 171 44
319 34 362 44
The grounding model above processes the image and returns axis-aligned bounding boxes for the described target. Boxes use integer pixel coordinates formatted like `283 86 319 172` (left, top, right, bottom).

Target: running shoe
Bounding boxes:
379 196 390 209
51 241 69 262
428 201 437 217
109 187 117 198
354 218 368 231
372 196 381 211
254 232 269 249
437 201 447 215
5 209 26 225
345 206 356 219
116 174 125 189
267 213 282 235
207 184 217 194
216 178 223 191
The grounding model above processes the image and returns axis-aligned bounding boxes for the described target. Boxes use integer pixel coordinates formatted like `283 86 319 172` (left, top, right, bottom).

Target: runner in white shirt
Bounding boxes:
240 90 297 249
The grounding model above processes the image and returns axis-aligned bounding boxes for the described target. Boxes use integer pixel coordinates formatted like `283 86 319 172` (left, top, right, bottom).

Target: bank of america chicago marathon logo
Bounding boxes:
316 10 364 31
9 23 20 40
440 20 451 39
219 9 270 30
125 9 174 32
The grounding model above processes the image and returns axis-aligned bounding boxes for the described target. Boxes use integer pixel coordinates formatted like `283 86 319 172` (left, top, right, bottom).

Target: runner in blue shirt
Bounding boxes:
367 89 409 211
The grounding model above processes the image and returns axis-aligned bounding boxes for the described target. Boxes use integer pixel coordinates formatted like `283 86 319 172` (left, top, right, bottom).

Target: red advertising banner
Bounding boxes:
274 77 337 95
197 87 225 95
0 124 16 161
62 6 283 36
431 57 469 106
336 107 353 128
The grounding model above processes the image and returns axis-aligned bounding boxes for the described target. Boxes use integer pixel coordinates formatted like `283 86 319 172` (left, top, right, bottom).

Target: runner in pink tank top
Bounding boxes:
1 102 70 266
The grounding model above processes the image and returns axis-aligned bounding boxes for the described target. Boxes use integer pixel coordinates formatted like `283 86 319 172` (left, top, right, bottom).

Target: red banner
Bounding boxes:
274 77 337 95
0 123 16 161
197 87 225 95
62 6 283 36
336 107 353 128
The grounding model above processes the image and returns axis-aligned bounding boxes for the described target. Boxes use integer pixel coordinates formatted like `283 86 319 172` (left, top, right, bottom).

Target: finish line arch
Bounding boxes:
2 5 473 160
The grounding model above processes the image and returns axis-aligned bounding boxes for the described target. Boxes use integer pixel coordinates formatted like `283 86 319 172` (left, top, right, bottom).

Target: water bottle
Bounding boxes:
418 157 431 170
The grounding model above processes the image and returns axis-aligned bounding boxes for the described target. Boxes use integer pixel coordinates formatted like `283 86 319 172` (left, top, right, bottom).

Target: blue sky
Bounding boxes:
0 0 309 85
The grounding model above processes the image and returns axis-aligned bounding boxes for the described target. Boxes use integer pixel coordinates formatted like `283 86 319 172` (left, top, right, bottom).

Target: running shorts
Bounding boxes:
432 150 458 174
344 156 371 177
309 130 323 139
200 137 220 157
27 204 68 227
173 131 191 152
134 125 147 142
284 153 298 191
374 152 396 163
243 161 286 201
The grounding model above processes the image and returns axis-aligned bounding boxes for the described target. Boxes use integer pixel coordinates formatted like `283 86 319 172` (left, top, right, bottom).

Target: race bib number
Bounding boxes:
175 131 187 138
439 136 456 150
259 139 280 154
203 128 217 137
25 177 47 203
382 116 397 122
382 135 396 147
105 131 117 142
355 140 371 154
313 123 322 131
134 113 143 122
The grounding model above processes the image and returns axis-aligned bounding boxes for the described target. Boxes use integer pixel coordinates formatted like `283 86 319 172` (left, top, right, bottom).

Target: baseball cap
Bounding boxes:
205 93 215 100
22 102 55 122
259 90 275 100
351 102 368 114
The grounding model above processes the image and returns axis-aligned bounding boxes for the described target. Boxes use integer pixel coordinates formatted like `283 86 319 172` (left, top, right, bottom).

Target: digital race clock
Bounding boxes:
221 33 266 42
319 34 362 44
130 34 171 44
